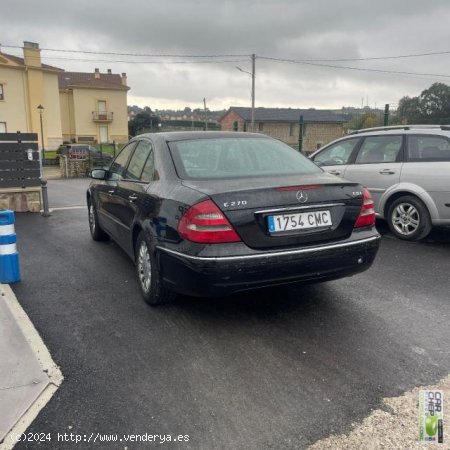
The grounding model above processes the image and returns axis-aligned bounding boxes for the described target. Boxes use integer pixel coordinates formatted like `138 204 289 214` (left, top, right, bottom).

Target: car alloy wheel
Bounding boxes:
391 202 420 236
89 204 96 234
137 240 152 293
88 201 108 241
135 231 176 306
387 195 432 241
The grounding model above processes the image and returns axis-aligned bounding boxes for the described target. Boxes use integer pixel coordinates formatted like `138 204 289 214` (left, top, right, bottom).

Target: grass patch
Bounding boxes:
44 150 57 159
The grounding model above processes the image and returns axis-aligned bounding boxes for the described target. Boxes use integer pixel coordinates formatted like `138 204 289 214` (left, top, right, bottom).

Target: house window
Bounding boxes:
0 122 6 133
233 121 238 131
0 84 4 101
243 122 247 132
97 100 107 120
258 122 264 132
316 142 323 150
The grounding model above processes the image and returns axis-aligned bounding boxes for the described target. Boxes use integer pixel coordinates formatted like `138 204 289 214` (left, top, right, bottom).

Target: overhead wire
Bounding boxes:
2 44 450 79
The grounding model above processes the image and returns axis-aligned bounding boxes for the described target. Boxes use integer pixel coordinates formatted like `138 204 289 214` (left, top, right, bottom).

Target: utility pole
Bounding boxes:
384 104 390 126
236 56 256 132
251 53 256 132
298 115 304 154
203 98 208 131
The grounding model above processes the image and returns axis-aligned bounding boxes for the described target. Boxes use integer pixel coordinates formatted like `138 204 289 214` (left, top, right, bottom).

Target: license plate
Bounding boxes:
267 210 332 233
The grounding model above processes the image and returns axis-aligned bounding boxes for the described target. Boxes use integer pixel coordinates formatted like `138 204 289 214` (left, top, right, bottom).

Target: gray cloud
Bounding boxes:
2 0 450 110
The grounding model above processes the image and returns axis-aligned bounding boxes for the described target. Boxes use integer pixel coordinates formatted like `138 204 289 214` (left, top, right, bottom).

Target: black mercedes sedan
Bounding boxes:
87 132 380 305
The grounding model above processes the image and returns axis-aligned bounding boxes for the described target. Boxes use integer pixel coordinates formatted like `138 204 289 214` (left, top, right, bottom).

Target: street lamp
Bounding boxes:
236 54 256 132
37 104 45 163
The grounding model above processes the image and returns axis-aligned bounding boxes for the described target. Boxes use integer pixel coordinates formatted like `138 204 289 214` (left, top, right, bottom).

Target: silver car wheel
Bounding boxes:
392 203 420 236
137 241 152 293
89 204 96 233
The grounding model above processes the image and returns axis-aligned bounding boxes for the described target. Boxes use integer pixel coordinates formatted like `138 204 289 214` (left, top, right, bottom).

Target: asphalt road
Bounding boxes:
10 180 450 449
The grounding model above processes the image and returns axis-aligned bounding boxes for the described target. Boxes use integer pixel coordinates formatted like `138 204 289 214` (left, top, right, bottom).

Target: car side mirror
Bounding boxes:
90 169 107 180
313 160 324 167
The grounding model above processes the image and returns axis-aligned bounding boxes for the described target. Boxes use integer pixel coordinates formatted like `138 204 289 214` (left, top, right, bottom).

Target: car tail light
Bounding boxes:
354 188 376 228
178 199 241 243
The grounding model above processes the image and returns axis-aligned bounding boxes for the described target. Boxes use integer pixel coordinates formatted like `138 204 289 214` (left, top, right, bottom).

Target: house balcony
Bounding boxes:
92 111 113 122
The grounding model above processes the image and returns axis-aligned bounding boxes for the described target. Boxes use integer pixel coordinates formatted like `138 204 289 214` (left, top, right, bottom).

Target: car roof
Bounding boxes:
134 131 272 143
349 125 450 136
309 125 450 159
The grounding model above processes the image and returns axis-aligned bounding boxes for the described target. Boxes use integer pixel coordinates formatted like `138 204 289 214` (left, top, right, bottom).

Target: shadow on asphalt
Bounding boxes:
375 219 450 244
175 283 332 318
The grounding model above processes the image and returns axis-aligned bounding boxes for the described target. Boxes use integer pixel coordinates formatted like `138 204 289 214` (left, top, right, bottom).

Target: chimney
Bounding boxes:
94 68 100 79
107 68 112 74
23 41 41 68
121 72 127 86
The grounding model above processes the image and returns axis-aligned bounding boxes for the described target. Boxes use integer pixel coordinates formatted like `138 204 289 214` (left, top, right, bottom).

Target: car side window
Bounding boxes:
313 138 359 166
140 144 155 182
108 142 136 180
355 135 402 164
407 135 450 162
126 140 153 181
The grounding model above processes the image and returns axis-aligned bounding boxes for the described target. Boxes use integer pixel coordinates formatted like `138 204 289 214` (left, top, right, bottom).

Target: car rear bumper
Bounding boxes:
156 233 380 297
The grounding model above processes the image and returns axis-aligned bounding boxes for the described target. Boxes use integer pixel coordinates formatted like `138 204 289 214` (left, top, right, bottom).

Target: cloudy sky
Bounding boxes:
2 0 450 111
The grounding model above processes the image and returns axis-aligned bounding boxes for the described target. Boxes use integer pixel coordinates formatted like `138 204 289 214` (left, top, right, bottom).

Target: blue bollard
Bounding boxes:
0 210 21 283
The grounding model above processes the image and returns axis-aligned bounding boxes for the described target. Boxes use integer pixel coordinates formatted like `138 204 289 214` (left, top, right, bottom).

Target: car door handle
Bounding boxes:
107 189 115 194
329 170 341 175
128 195 138 202
379 169 395 175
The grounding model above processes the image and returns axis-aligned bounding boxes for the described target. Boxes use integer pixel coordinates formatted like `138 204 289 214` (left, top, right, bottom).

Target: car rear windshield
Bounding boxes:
168 137 321 179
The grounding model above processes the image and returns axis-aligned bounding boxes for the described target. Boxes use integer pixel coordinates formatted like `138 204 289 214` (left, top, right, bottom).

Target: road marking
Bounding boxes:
0 284 63 450
40 206 86 212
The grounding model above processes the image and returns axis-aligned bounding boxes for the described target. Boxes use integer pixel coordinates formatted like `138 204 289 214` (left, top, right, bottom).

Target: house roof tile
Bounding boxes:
58 72 129 90
0 52 63 71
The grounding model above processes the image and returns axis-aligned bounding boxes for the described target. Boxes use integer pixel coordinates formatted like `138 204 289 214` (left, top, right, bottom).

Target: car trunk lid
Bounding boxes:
182 174 365 249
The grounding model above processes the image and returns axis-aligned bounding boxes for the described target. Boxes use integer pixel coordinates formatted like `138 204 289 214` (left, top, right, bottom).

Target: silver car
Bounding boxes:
310 125 450 240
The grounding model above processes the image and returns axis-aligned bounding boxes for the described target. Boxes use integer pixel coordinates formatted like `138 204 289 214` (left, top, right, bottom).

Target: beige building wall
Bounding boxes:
43 72 63 148
257 122 344 151
219 111 345 153
0 65 29 133
0 44 63 149
69 88 128 143
60 90 76 142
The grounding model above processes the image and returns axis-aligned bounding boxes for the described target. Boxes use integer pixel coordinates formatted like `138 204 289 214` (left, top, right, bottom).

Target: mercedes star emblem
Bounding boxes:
296 190 308 203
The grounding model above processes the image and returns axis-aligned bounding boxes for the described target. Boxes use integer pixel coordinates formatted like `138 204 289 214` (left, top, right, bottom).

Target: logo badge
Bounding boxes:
296 191 308 203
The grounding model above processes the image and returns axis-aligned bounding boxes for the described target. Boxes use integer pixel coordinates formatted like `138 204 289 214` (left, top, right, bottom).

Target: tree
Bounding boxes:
397 96 421 124
128 107 161 136
418 83 450 123
397 83 450 124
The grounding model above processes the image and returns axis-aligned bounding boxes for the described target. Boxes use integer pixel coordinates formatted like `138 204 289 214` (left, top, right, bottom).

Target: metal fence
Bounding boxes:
0 133 41 188
343 104 399 133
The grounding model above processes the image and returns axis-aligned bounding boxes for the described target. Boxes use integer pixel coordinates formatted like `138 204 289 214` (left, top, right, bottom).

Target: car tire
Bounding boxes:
135 231 176 306
88 201 109 241
387 195 432 241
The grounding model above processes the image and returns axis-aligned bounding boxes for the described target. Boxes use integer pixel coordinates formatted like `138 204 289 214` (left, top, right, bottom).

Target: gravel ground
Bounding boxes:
310 376 450 449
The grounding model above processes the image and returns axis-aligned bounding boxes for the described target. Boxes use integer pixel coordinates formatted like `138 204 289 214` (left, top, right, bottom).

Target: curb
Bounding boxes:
0 284 63 450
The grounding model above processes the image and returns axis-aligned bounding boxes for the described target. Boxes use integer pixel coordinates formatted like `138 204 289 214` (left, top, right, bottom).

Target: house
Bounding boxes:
0 41 130 212
219 107 347 153
0 41 64 149
59 69 129 144
0 41 130 149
